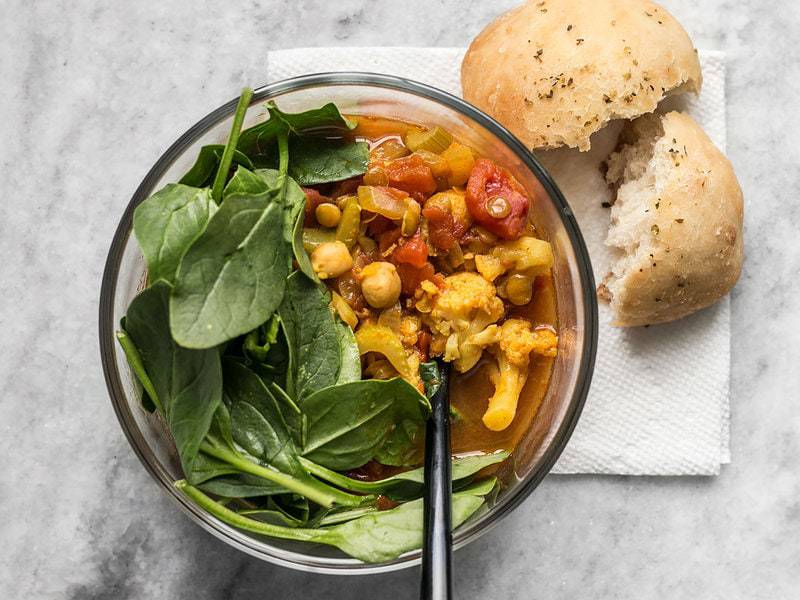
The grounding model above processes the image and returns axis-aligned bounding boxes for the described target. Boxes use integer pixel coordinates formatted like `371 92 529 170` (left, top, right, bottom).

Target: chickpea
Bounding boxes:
505 273 534 306
311 241 353 279
360 261 402 309
315 202 342 228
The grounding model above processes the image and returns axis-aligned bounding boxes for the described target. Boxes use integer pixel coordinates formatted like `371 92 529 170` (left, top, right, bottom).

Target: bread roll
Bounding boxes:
461 0 702 151
598 111 743 326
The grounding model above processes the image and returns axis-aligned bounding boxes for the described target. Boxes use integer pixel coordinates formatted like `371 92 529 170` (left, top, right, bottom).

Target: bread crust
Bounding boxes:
602 112 743 326
461 0 702 151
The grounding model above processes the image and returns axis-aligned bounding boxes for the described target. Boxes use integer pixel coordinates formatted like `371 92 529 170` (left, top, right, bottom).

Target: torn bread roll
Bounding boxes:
461 0 702 151
598 111 743 326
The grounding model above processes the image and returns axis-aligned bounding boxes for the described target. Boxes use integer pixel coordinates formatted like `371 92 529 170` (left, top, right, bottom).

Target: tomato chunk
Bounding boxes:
383 154 437 195
465 159 530 239
422 205 458 251
391 233 429 268
377 227 403 254
395 262 436 296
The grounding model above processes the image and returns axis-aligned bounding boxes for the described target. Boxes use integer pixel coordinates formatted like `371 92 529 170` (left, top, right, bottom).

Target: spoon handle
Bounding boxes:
421 361 452 600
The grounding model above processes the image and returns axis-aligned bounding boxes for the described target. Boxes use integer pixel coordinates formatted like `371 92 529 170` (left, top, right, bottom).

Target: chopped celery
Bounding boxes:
302 228 337 253
403 126 453 154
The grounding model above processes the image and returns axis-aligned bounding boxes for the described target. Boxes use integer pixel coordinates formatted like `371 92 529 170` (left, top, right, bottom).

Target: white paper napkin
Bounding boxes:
266 47 730 476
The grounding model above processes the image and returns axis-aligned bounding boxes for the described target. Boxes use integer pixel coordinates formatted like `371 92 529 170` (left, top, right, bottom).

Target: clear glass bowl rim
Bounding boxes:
98 72 598 575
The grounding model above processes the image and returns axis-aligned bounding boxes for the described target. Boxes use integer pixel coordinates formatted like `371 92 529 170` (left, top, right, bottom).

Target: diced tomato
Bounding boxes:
345 461 397 482
422 205 458 251
391 233 429 268
376 495 400 511
465 159 530 239
302 187 330 226
367 215 396 237
377 227 403 254
330 176 362 197
383 154 437 195
395 262 436 296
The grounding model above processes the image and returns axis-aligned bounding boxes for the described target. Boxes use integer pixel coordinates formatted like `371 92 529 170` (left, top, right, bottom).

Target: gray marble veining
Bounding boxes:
1 0 798 598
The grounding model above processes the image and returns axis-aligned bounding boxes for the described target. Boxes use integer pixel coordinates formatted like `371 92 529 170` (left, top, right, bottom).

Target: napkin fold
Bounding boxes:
266 47 730 475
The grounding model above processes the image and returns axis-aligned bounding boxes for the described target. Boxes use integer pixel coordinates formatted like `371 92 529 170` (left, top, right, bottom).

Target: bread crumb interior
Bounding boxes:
602 115 666 301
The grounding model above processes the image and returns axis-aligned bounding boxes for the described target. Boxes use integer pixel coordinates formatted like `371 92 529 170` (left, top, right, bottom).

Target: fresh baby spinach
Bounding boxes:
279 271 360 403
121 282 222 476
237 102 368 185
176 476 495 563
132 184 217 285
238 102 357 157
180 145 253 189
301 378 429 470
287 138 369 185
300 452 509 501
169 187 290 349
373 419 422 468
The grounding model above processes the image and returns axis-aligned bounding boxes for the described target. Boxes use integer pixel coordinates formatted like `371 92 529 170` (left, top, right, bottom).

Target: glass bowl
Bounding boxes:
99 73 597 574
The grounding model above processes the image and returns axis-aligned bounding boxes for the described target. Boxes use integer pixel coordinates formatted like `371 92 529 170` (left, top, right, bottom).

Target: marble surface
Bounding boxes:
1 0 798 598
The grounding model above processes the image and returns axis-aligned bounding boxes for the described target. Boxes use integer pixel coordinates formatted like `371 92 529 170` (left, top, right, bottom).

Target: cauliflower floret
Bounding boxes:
422 272 504 372
483 319 558 431
474 235 554 282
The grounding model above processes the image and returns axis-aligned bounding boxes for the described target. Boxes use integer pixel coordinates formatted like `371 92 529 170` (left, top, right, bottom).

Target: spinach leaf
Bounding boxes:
319 488 487 563
248 137 369 185
279 271 358 402
315 505 378 527
334 320 361 385
372 419 422 468
237 102 356 158
223 166 316 281
217 360 366 508
120 281 222 475
176 476 494 563
287 138 369 185
300 452 509 501
269 494 312 524
242 315 281 364
371 360 442 466
268 170 309 264
252 168 315 281
132 184 216 285
188 452 240 484
179 145 253 188
223 359 307 480
291 198 317 281
301 378 429 470
169 187 290 349
222 165 272 197
266 380 304 445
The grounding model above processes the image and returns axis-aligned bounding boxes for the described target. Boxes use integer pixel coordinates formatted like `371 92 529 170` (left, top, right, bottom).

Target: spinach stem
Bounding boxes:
277 130 289 179
299 457 384 494
211 87 254 202
200 442 366 508
176 480 328 543
115 330 163 413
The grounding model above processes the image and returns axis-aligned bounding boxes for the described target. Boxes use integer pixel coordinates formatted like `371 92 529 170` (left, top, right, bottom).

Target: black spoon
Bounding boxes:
420 358 452 600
